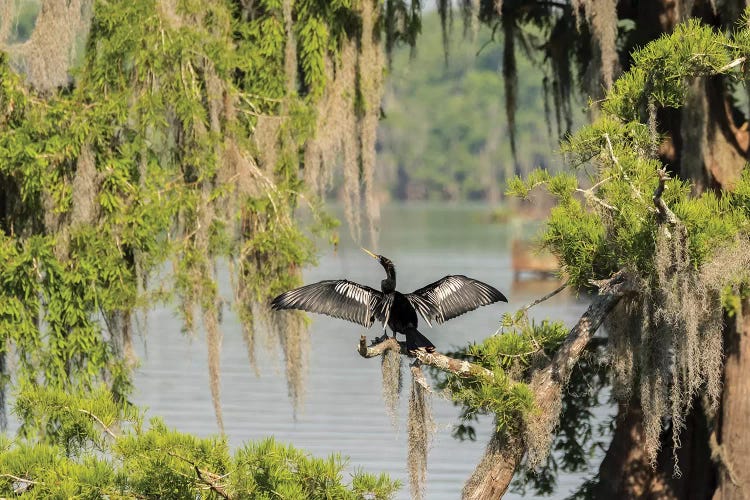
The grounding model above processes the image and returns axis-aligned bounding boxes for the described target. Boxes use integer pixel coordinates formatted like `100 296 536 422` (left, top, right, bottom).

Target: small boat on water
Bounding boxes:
511 239 559 280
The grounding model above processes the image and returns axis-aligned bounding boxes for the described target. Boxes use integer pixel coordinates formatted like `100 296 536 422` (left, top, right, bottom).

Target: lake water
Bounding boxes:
129 203 607 498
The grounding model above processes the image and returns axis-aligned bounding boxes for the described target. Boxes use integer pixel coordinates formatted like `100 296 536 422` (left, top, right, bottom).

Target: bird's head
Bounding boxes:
361 247 396 281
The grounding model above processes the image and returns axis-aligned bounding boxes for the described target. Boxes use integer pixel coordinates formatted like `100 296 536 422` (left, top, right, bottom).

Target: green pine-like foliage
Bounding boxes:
496 10 750 493
0 0 402 429
435 314 569 435
1 386 401 499
500 8 750 294
438 12 750 492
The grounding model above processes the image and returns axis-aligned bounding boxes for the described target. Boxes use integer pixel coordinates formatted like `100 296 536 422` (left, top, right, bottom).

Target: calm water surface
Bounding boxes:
132 204 607 498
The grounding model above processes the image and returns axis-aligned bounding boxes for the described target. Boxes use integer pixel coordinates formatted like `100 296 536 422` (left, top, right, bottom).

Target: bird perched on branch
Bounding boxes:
271 248 507 354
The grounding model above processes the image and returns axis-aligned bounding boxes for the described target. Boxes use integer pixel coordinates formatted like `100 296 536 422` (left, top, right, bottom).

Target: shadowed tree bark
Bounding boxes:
595 400 715 499
595 403 673 499
714 297 750 499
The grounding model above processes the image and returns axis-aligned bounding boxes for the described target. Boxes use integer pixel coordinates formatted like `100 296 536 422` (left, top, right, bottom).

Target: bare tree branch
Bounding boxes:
653 168 679 224
357 336 495 379
719 57 745 72
410 360 432 392
78 408 118 439
536 270 636 386
518 281 569 315
577 175 618 212
195 466 231 500
0 474 40 485
605 133 645 204
168 451 231 499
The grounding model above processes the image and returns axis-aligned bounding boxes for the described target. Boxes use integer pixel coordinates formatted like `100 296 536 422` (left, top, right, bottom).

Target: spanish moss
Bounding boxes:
381 349 403 428
408 364 435 500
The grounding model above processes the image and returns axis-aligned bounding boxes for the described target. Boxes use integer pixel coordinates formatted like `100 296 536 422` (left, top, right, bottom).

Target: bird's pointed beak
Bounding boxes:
361 247 379 260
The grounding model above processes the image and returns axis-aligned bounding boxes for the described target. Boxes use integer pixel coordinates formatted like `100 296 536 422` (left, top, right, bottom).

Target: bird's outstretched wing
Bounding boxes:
405 294 440 327
407 275 507 324
270 280 383 328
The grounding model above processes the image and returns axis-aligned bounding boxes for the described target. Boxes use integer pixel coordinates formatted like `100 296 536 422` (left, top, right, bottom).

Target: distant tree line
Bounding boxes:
376 13 573 203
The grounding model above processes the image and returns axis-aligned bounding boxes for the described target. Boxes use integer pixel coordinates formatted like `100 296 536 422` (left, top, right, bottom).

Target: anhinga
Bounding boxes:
271 248 508 353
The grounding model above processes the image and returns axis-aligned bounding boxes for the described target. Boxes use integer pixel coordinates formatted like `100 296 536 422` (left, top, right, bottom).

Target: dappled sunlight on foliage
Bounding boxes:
0 0 409 430
1 386 401 499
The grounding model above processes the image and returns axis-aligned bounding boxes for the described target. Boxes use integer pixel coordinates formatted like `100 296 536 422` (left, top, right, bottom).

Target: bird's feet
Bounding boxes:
406 344 435 356
371 333 389 345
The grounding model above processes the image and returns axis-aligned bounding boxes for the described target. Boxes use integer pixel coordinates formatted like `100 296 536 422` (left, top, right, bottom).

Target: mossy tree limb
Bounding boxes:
463 270 637 499
357 270 635 498
357 336 495 379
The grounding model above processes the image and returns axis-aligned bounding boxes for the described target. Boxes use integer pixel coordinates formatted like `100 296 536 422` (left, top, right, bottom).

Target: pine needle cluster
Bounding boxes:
1 386 401 499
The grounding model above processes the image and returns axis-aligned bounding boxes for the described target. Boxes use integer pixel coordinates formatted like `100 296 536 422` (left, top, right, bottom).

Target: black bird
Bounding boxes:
270 248 508 353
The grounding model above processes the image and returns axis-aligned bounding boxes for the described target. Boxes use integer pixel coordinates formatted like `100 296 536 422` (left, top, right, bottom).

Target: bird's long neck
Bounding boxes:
381 262 396 293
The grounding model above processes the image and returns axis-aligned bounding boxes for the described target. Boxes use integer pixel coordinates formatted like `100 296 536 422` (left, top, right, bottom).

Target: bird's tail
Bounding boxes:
404 326 435 353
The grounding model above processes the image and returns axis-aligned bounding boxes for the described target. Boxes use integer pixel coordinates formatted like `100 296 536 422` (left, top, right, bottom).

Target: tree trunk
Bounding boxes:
713 298 750 499
462 431 524 500
668 403 715 500
679 76 747 193
595 402 672 499
595 398 715 499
